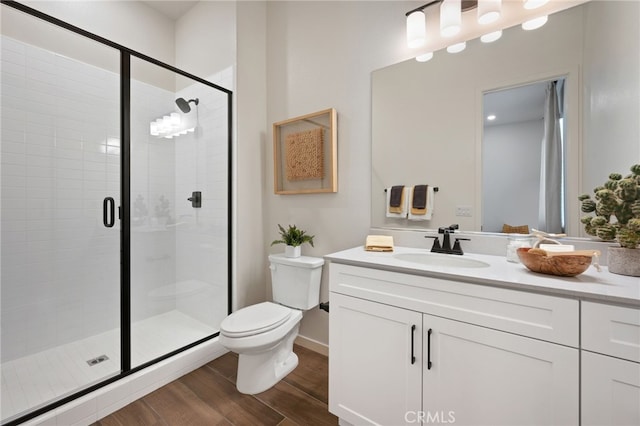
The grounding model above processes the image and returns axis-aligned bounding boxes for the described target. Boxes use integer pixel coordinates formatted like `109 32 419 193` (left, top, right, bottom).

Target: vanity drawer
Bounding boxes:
329 263 578 347
582 302 640 362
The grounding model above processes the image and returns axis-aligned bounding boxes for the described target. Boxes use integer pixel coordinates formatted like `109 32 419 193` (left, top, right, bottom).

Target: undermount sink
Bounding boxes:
393 252 490 269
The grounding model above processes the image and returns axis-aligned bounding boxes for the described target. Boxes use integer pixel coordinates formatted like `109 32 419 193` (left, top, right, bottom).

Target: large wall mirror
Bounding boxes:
371 0 640 238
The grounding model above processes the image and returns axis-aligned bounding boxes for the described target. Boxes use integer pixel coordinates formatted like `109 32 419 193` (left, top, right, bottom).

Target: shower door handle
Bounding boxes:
103 197 115 228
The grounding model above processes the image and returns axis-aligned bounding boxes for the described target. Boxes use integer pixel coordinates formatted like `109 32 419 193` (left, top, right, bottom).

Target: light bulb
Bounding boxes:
478 0 501 25
407 10 426 48
440 0 461 37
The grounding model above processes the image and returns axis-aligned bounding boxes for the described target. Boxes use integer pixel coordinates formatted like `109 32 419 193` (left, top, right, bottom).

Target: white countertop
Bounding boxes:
325 246 640 307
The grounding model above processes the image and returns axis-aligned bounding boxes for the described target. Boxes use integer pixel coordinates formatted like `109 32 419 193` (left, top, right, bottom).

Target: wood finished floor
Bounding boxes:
92 345 338 426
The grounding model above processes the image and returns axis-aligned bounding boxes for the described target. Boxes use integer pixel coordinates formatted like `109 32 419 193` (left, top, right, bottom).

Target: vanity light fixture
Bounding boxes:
523 0 549 10
480 29 502 43
447 41 466 53
406 1 503 49
522 15 548 30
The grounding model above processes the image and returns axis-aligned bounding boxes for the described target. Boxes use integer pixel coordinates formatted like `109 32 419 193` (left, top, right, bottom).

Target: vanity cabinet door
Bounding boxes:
422 315 579 426
582 350 640 426
329 293 422 426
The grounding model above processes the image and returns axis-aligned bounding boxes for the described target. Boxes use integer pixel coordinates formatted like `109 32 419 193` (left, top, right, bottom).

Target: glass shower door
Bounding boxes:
129 57 230 367
0 6 122 423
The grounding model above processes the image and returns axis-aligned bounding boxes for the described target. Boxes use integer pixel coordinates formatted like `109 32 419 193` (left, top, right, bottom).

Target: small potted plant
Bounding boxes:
271 224 315 258
578 164 640 276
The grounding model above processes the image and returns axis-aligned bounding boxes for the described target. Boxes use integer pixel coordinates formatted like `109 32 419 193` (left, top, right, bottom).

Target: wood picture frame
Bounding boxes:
273 108 337 194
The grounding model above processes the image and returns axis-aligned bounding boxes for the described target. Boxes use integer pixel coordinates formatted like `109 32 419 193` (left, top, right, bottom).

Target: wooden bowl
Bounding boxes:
516 247 593 277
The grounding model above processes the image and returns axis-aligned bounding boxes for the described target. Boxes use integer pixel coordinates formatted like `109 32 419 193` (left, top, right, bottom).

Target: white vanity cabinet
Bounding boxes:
330 293 422 426
581 302 640 426
423 314 578 426
329 263 580 426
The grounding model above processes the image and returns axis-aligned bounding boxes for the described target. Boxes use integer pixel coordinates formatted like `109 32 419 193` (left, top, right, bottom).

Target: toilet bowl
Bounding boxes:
220 302 303 393
219 254 324 394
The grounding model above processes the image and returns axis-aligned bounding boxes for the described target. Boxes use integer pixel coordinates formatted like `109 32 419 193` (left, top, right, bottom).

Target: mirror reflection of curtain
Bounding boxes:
539 80 565 233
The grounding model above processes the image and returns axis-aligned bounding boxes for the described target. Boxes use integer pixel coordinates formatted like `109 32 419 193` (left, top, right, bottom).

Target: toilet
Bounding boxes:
219 253 324 394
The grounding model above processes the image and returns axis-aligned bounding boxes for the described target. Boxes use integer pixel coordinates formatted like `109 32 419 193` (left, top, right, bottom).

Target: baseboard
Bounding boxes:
295 335 329 356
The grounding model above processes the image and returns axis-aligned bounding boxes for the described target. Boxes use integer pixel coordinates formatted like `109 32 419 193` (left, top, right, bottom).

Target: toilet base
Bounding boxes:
236 324 300 394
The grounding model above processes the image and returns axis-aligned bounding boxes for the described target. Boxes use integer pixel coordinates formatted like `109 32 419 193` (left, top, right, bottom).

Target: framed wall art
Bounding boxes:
273 108 337 194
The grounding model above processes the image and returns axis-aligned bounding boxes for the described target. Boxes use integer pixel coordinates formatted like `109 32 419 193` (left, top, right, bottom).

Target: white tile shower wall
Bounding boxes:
1 36 121 361
130 80 178 323
173 67 232 327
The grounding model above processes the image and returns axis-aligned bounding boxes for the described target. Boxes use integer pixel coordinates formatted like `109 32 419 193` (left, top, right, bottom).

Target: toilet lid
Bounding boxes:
220 302 292 338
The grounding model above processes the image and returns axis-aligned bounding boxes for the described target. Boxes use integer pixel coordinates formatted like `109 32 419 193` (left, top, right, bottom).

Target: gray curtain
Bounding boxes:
538 80 564 233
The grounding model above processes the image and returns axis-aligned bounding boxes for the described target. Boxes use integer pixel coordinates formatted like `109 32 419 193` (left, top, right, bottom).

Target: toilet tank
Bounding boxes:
268 254 324 310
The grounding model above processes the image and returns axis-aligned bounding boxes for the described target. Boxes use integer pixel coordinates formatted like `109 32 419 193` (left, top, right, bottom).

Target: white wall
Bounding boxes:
263 1 409 346
234 1 268 310
482 119 543 233
175 1 236 80
21 0 176 65
582 0 640 192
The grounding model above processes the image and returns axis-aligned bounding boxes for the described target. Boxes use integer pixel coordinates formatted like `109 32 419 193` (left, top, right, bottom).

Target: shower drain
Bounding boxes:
86 354 109 366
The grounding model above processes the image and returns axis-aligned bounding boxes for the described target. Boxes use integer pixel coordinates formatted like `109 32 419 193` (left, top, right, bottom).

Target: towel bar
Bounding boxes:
385 187 439 192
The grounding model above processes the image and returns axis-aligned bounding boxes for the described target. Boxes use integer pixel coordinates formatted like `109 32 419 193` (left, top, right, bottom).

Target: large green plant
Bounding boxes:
270 224 315 247
579 164 640 249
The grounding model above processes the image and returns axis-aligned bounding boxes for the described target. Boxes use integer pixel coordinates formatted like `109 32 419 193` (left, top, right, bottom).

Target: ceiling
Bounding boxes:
483 81 550 127
141 0 199 20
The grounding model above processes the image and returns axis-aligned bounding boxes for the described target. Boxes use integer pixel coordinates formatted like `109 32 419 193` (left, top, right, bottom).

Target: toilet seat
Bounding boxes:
220 302 293 338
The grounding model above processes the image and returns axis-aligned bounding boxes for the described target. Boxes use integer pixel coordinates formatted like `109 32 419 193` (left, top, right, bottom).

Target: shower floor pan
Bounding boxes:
1 310 217 423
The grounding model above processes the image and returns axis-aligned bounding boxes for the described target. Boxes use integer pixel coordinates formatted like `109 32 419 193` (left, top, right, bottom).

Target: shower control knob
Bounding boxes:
188 191 202 208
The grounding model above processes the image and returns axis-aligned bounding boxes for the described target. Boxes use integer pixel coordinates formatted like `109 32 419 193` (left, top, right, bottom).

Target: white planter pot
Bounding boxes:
285 245 301 258
608 247 640 277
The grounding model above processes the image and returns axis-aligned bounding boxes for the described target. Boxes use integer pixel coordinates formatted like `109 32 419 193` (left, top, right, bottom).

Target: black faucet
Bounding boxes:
425 224 470 255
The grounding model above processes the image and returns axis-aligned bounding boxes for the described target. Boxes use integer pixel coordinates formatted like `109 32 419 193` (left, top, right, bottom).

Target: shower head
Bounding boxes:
175 97 199 113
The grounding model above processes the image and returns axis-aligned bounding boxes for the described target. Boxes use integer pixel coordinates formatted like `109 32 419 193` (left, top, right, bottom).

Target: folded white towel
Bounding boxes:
408 186 434 221
385 187 408 218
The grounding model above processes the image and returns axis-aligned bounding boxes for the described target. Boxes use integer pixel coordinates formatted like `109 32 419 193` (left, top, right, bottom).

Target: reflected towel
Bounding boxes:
412 185 427 209
408 186 434 221
386 187 408 218
389 185 405 208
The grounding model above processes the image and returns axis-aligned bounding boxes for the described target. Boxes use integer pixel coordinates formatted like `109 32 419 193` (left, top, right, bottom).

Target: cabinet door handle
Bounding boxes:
410 324 416 365
427 328 433 370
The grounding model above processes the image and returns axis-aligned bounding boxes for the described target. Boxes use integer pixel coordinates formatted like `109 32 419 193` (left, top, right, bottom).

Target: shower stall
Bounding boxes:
0 2 232 424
